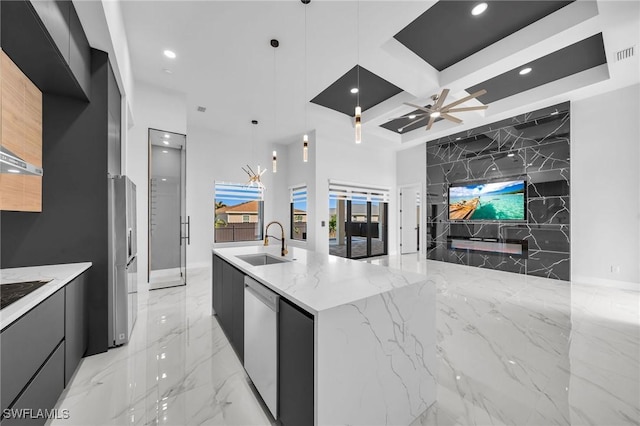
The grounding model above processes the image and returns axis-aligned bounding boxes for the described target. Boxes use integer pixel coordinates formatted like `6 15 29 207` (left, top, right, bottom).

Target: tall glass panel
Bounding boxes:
370 201 387 257
148 129 187 290
349 197 368 258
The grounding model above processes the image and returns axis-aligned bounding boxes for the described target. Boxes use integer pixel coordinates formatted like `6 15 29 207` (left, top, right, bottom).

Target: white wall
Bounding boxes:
571 84 640 287
126 82 187 283
186 124 284 268
315 128 397 254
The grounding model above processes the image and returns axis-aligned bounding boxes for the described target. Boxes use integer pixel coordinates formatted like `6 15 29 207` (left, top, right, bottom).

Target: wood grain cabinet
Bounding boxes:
0 49 43 212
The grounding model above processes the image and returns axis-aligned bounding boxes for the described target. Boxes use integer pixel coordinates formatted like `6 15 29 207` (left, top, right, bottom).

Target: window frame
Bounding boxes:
214 181 264 243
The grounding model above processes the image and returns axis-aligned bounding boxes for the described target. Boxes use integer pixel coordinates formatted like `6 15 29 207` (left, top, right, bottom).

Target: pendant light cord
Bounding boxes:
356 0 360 108
304 3 308 133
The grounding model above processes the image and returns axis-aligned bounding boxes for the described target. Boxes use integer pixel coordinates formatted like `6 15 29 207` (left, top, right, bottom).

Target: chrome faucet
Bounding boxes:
264 221 288 256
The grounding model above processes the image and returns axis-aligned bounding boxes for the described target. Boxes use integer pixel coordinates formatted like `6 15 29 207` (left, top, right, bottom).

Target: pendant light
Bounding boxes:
242 120 266 189
272 151 277 173
354 1 362 144
302 0 310 161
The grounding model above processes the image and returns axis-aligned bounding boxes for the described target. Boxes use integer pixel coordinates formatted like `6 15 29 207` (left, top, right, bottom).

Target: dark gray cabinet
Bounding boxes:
3 342 65 426
0 0 90 100
212 255 245 361
0 289 64 412
278 299 315 426
212 254 223 316
64 272 88 385
0 269 89 422
211 254 315 424
220 261 234 337
231 267 245 362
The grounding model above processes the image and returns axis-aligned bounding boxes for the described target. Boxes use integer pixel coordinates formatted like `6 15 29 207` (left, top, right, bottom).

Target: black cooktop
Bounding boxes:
0 280 52 310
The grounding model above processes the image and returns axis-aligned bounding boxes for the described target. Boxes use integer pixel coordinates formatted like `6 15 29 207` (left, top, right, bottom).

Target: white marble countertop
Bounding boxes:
1 262 92 330
212 245 426 314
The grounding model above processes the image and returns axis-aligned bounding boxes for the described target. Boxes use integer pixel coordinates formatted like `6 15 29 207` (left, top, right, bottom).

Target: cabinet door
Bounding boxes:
3 342 65 426
0 289 64 411
231 267 245 362
220 261 234 338
212 254 223 316
279 299 314 426
64 272 87 385
29 0 70 63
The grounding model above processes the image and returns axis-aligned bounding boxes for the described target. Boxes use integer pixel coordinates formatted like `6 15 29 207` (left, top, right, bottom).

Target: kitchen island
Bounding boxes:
212 246 435 426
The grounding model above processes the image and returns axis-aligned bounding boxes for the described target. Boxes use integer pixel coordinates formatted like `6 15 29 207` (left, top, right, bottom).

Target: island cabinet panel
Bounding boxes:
220 261 234 338
212 255 246 361
278 298 314 426
231 267 245 362
3 342 65 426
212 254 223 316
64 272 88 385
0 289 64 412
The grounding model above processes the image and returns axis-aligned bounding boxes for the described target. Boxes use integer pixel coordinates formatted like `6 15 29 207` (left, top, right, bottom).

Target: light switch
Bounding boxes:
321 221 325 227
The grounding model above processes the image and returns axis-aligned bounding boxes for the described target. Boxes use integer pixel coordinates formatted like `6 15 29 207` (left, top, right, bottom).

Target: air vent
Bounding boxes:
615 46 635 62
197 106 207 112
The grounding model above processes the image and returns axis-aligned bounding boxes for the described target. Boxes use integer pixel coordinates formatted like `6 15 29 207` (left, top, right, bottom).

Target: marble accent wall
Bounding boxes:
426 103 570 280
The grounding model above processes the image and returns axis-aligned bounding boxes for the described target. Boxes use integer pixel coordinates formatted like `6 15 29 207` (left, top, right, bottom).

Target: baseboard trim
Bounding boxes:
572 275 639 291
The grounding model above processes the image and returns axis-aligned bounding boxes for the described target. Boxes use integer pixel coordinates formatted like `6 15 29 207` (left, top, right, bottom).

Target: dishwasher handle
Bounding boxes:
244 277 279 312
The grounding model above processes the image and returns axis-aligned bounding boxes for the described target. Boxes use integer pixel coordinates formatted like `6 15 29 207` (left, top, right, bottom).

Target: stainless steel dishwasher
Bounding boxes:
244 276 279 419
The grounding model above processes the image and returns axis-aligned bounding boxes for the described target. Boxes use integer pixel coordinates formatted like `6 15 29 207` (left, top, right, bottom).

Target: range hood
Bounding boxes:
0 146 43 176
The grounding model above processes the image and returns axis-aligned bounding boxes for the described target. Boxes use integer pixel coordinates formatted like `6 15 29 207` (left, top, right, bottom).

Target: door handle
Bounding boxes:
180 216 191 245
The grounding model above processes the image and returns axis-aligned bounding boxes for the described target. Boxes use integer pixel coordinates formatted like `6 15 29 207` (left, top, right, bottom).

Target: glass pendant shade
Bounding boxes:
355 106 362 144
303 134 309 162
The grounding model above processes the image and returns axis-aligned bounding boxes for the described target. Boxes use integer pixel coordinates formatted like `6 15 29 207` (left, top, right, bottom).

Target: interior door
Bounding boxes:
400 186 420 254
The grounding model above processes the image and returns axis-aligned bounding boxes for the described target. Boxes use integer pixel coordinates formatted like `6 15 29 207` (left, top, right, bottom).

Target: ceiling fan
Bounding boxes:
394 88 488 132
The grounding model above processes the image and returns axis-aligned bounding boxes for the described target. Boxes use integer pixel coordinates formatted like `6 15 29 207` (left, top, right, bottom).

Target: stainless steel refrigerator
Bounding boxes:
108 175 138 347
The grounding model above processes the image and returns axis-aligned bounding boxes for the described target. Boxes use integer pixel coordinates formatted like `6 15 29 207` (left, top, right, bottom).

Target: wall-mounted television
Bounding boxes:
448 179 527 221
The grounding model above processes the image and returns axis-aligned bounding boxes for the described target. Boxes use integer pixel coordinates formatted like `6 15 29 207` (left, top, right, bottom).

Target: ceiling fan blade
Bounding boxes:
403 102 432 114
445 105 489 113
399 116 428 131
441 113 463 124
433 88 449 110
441 89 487 110
425 115 436 130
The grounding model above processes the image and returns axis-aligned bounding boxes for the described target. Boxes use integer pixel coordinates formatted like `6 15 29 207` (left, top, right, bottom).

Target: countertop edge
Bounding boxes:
1 262 93 331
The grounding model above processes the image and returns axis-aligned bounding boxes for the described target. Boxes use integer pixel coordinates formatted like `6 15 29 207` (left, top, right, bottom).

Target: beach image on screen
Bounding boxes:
448 180 525 220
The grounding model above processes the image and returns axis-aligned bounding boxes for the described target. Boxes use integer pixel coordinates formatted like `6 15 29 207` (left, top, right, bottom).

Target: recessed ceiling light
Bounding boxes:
164 134 170 138
408 114 416 119
455 137 461 141
471 2 488 16
550 110 559 115
519 67 532 75
7 169 20 173
491 167 496 171
430 111 441 118
163 50 176 59
163 141 169 145
162 178 167 181
350 88 359 94
397 128 403 132
507 153 515 157
162 150 168 153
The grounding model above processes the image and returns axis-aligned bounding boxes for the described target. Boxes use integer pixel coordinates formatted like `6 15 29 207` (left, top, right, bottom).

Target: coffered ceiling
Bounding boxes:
118 0 640 149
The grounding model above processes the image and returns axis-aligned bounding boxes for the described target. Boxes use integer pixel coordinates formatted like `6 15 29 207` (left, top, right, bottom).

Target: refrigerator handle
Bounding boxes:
127 228 132 258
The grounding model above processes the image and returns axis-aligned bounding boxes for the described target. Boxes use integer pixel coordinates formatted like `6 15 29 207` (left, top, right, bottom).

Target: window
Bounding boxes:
290 185 307 241
214 182 264 243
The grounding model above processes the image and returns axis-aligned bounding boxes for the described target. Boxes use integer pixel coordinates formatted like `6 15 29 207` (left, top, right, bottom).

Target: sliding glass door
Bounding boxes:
329 198 388 259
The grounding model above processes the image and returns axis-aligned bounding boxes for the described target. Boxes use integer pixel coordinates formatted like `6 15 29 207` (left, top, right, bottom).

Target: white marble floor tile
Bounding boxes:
51 258 639 426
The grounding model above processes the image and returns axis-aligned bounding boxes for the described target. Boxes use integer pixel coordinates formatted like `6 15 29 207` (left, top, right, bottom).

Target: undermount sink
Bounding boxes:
237 253 290 266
